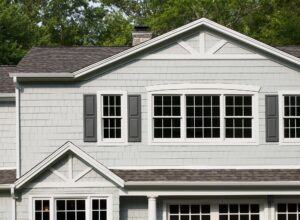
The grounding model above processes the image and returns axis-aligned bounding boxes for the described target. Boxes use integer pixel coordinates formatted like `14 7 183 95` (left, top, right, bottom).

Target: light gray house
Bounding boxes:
1 18 300 220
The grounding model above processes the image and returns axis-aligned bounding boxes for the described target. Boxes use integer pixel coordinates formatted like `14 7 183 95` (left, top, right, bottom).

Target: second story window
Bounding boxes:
186 95 220 138
225 95 252 138
102 95 122 139
283 95 300 138
98 91 127 144
147 84 260 145
153 95 181 138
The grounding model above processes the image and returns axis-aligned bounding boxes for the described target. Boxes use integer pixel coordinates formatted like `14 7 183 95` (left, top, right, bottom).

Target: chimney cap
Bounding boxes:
134 26 151 32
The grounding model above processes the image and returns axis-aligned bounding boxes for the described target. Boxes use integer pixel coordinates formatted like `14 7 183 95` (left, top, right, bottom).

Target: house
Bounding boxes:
1 17 300 220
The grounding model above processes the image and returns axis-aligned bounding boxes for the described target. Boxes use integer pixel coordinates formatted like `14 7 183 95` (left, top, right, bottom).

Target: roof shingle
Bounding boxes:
0 65 16 93
0 169 16 184
277 46 300 59
16 46 130 73
111 169 300 182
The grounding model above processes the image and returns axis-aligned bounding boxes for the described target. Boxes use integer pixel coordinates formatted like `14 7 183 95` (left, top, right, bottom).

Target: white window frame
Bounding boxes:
163 199 266 220
147 84 259 145
97 91 128 145
29 194 112 220
274 198 300 220
279 91 300 145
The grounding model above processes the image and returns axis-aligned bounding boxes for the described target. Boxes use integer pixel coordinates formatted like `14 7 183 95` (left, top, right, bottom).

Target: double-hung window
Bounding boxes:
32 196 110 220
98 91 127 144
148 84 259 144
283 95 300 139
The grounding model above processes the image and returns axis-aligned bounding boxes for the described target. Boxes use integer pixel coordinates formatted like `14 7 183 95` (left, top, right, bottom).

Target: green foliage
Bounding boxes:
0 0 299 64
0 0 35 64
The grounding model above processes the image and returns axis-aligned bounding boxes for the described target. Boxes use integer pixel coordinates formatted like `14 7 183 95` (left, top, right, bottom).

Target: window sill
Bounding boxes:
150 139 258 145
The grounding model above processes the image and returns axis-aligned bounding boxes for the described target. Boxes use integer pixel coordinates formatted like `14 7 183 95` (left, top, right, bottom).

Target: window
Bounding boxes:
102 95 122 139
168 204 210 220
92 199 107 220
225 95 252 138
219 204 260 220
31 196 110 220
186 95 220 138
56 199 86 220
277 203 300 220
34 199 50 220
98 91 127 143
148 88 258 144
283 95 300 138
153 95 181 138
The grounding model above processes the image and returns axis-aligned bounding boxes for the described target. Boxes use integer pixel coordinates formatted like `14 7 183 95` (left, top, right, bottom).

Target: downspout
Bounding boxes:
11 186 16 220
13 77 20 178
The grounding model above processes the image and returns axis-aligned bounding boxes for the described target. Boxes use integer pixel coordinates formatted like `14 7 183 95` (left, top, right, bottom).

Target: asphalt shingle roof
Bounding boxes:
0 169 16 184
0 65 16 93
111 169 300 182
16 46 130 73
277 45 300 59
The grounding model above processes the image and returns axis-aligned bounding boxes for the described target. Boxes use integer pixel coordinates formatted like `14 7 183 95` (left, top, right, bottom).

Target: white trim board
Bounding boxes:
14 142 124 189
109 165 300 170
11 18 300 79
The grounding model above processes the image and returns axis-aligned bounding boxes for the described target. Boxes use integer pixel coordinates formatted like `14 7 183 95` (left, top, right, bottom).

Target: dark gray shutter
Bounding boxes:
84 94 97 142
266 95 279 142
128 95 141 142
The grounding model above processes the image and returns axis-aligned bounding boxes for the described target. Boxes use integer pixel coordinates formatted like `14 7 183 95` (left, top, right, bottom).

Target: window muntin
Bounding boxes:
225 95 252 138
102 95 122 139
34 199 50 220
153 95 181 138
219 204 260 220
168 204 210 220
283 95 300 138
277 203 300 220
92 199 107 220
186 95 220 138
56 199 86 220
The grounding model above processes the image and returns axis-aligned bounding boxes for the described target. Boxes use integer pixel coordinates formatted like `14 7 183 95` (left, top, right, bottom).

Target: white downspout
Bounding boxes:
13 77 20 178
11 186 16 220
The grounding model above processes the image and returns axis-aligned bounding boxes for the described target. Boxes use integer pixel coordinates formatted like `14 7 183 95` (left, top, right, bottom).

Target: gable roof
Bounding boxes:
10 18 300 80
16 46 129 73
14 142 124 189
0 65 16 93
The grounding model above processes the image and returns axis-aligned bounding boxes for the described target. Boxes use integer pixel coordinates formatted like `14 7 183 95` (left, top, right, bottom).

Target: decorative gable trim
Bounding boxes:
11 18 300 80
14 142 124 189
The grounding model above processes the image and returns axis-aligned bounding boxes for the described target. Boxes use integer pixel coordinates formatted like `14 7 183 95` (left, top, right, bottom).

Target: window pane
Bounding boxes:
219 204 259 220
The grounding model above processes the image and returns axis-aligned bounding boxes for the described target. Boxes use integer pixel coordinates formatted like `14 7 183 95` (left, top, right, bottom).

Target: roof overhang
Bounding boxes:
10 18 300 81
0 93 15 101
14 142 125 189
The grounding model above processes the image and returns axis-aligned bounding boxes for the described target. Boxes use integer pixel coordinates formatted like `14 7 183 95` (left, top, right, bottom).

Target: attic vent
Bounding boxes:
132 26 152 46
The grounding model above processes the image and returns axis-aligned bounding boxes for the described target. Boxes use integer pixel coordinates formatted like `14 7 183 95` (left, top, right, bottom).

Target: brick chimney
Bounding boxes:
132 26 152 46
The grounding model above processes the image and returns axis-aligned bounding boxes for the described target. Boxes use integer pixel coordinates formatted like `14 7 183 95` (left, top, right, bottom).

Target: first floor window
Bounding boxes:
102 95 122 139
56 199 86 220
34 199 50 220
169 204 210 220
219 204 259 220
92 199 107 220
283 95 300 138
277 203 300 220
